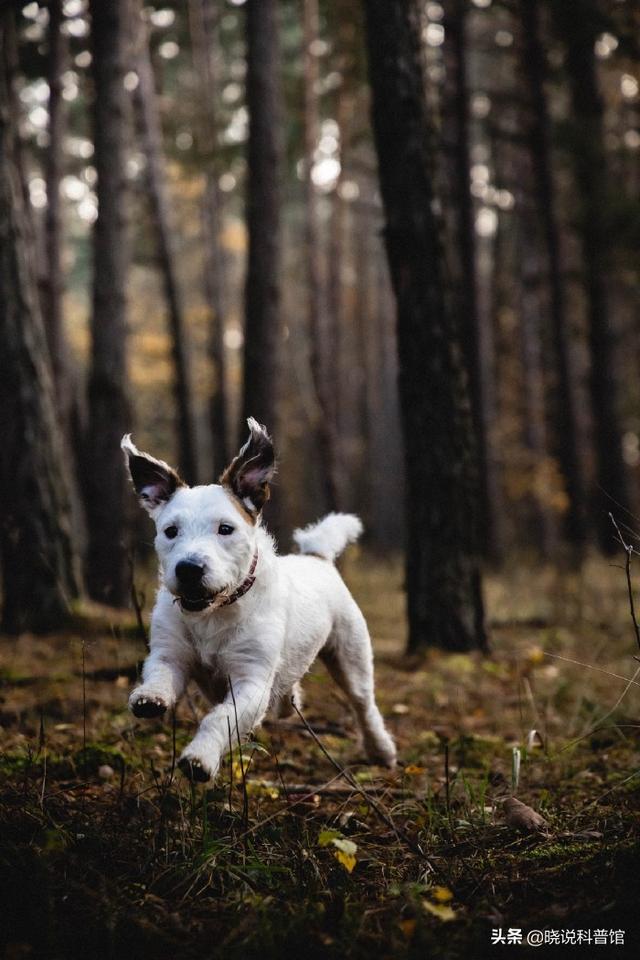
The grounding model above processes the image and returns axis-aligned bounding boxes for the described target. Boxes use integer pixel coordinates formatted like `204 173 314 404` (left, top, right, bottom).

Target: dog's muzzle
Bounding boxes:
173 552 259 614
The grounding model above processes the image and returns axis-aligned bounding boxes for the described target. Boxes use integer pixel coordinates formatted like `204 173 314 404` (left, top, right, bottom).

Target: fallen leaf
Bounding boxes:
333 847 356 873
404 764 426 776
430 885 453 903
399 918 416 939
503 796 548 832
423 900 456 922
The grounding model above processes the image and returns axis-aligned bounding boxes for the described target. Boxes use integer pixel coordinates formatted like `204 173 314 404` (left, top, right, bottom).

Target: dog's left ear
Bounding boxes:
121 435 185 515
220 417 275 515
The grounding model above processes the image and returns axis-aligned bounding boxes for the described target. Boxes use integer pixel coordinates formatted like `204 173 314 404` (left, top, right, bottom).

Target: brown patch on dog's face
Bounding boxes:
227 492 257 525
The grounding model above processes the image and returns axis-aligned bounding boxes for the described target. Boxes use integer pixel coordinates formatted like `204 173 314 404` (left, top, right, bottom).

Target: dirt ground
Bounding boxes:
1 553 640 959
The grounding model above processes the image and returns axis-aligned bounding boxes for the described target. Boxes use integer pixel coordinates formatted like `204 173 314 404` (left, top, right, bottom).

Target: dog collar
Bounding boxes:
175 551 259 613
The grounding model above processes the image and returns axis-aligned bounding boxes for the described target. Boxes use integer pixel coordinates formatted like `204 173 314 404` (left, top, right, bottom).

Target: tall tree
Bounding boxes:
133 7 199 483
519 0 587 550
551 0 629 552
188 0 229 475
43 0 67 398
362 0 487 652
441 0 495 559
85 0 131 606
242 0 282 432
303 0 341 511
0 10 79 632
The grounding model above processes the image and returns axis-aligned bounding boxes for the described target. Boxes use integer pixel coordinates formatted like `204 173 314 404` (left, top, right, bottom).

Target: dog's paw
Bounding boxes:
129 692 168 719
178 755 212 783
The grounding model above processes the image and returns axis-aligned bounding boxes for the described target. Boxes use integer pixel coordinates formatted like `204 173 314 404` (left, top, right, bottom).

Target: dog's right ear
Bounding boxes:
121 435 185 516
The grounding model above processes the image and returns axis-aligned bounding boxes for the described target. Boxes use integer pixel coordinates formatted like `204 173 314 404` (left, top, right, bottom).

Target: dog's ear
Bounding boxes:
220 418 275 515
121 435 185 515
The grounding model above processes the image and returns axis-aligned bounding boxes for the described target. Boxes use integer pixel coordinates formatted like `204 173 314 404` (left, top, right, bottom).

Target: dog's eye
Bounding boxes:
164 525 179 539
218 523 234 536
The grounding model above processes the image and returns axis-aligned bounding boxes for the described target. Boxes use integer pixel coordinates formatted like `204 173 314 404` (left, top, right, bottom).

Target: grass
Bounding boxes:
1 552 640 958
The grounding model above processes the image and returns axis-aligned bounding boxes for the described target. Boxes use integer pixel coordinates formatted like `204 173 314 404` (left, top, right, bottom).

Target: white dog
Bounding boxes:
122 419 396 782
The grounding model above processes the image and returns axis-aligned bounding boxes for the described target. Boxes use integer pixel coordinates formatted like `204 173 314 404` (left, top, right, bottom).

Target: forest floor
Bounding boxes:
1 552 640 959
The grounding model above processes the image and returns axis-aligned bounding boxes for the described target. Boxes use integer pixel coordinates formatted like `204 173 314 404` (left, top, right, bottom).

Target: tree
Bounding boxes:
519 0 587 550
551 0 629 553
242 0 282 433
362 0 487 652
133 5 199 483
188 0 230 475
0 10 79 632
84 0 131 606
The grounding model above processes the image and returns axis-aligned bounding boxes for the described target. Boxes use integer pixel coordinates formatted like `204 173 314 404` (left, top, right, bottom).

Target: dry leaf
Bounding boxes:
430 885 453 903
423 900 456 922
399 919 416 939
333 847 356 873
404 764 426 776
503 796 547 832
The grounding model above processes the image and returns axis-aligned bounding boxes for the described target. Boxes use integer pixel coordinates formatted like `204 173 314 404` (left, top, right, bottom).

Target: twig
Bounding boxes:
228 676 249 832
292 702 431 864
610 513 640 656
129 549 149 649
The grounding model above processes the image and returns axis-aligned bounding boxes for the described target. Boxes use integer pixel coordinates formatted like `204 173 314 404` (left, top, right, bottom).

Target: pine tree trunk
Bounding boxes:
362 0 487 652
242 0 282 433
188 0 229 476
303 0 341 511
520 0 587 551
0 14 79 632
85 0 131 606
552 0 628 553
133 10 199 483
442 0 494 559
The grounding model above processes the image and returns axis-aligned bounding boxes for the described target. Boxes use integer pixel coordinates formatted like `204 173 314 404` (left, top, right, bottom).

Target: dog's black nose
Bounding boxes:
175 560 205 585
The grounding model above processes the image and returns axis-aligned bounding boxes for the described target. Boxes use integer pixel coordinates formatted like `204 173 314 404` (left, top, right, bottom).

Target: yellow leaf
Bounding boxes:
399 919 416 940
333 848 356 873
404 764 426 776
430 885 453 903
423 900 456 922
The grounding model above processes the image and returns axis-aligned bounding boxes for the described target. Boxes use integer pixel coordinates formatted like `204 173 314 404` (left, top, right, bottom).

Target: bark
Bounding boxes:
242 0 282 432
188 0 229 476
362 0 487 652
519 0 587 550
552 0 629 553
133 9 198 483
0 12 79 633
85 0 131 606
303 0 341 511
442 0 494 558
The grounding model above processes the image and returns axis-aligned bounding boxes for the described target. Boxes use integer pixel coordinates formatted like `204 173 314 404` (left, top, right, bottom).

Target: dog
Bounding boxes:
121 418 396 782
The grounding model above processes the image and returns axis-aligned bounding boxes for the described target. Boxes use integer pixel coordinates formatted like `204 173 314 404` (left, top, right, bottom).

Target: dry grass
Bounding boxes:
1 552 640 958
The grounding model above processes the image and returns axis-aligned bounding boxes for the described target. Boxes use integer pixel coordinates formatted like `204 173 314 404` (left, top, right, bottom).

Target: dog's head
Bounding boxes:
122 418 275 613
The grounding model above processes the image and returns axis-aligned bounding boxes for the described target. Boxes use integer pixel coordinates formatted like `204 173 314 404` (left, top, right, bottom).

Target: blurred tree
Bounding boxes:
84 0 131 606
552 0 629 553
362 0 487 652
133 6 199 483
242 0 282 436
519 0 587 551
0 9 79 632
303 0 341 511
188 0 229 476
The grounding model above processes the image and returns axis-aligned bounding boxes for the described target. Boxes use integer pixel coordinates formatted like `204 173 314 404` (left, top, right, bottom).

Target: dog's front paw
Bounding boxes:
178 755 213 783
129 691 168 719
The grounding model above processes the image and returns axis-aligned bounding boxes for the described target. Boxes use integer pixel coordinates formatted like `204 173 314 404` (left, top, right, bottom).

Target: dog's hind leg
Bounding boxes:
319 609 396 767
273 681 304 719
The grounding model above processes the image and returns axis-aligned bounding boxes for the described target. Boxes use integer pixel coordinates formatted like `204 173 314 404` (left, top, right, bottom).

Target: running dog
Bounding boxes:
122 419 396 782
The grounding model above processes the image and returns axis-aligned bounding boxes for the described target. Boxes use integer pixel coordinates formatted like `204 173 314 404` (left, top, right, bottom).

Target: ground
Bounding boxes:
1 553 640 959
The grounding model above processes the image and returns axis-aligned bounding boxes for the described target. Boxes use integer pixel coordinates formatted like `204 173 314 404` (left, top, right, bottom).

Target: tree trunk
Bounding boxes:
442 0 494 559
242 0 282 433
188 0 229 476
0 12 79 632
551 0 629 553
303 0 341 511
362 0 487 653
520 0 587 551
43 0 67 398
85 0 131 606
133 9 199 483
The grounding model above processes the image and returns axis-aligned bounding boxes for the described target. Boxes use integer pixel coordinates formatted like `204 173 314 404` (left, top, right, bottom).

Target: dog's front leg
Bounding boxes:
129 638 192 719
178 671 273 782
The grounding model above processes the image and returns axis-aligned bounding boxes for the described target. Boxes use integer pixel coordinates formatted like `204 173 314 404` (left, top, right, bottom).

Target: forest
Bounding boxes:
1 0 640 957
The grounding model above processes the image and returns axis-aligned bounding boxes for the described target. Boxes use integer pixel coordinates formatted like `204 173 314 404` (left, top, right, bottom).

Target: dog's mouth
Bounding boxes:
173 587 229 613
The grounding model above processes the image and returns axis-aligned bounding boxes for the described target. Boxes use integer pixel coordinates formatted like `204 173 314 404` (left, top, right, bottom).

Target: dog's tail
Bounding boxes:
293 512 363 563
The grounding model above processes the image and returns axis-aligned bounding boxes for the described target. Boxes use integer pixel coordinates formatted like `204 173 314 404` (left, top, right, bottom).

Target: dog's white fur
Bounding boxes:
122 420 396 782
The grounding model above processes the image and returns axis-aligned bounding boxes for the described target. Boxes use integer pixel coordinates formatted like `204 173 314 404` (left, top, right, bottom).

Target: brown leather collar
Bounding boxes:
217 550 259 607
175 551 259 613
